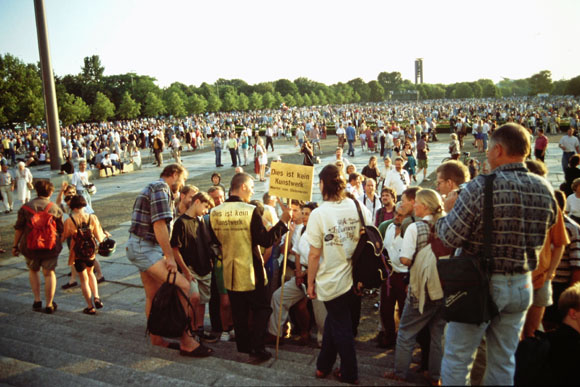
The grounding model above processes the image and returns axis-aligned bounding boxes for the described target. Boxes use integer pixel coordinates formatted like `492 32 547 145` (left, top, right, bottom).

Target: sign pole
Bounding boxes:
275 197 292 359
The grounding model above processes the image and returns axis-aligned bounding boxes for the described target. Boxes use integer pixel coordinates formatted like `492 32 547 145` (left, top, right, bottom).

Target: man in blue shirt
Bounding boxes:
345 123 356 157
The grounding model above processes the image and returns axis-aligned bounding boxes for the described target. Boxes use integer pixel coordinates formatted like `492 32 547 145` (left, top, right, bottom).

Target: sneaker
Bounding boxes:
424 177 431 181
220 331 231 342
197 330 219 343
228 329 235 341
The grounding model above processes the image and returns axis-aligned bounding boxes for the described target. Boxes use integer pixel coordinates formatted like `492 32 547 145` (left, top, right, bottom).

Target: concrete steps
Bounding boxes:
0 286 419 386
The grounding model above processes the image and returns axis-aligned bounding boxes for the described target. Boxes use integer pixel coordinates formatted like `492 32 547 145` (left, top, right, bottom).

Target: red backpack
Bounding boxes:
22 202 58 251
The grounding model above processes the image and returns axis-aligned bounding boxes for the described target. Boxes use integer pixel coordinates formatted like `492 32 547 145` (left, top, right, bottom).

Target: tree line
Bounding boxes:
1 53 579 128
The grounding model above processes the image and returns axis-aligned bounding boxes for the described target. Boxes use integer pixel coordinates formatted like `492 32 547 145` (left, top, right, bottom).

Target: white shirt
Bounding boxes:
306 199 372 301
384 169 410 198
399 215 432 260
560 135 580 153
384 223 407 273
71 171 89 191
566 194 580 218
357 192 381 220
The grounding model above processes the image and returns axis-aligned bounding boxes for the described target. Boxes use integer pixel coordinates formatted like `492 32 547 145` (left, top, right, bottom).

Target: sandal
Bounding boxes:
32 301 42 311
167 342 180 350
83 307 96 315
94 298 104 309
45 302 58 314
333 368 358 384
61 282 77 290
180 344 213 358
315 369 330 379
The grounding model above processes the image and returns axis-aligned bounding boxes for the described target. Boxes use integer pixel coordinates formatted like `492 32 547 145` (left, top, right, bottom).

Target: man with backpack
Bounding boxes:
13 180 63 314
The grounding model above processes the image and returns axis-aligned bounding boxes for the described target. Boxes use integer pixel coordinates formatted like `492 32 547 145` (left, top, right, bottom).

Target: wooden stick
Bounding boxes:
275 197 291 360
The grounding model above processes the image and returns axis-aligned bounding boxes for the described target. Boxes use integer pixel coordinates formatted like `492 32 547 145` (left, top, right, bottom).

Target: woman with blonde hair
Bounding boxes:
385 188 449 385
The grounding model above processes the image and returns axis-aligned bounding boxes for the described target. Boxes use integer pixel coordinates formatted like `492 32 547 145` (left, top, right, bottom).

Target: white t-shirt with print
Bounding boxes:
306 199 372 301
566 194 580 218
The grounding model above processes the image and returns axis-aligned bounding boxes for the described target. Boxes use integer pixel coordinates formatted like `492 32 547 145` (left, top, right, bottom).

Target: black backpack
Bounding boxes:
147 273 194 338
351 199 389 290
71 215 96 259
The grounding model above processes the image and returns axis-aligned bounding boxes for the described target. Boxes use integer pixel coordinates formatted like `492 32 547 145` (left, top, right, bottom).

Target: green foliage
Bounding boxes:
274 92 284 108
59 92 90 125
206 93 222 112
166 92 187 117
0 54 44 126
143 92 165 117
91 91 115 121
293 93 304 107
302 93 312 107
274 79 298 96
454 83 474 99
368 80 384 102
566 76 580 96
187 93 208 115
528 70 553 95
81 55 104 82
238 93 250 111
377 71 403 94
261 92 275 109
284 94 296 107
478 79 499 98
347 78 370 102
309 91 319 105
117 91 141 119
317 90 328 105
221 91 238 111
249 92 263 110
552 79 569 95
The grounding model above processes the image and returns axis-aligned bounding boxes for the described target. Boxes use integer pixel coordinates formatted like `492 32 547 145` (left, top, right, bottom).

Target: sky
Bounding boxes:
0 0 578 88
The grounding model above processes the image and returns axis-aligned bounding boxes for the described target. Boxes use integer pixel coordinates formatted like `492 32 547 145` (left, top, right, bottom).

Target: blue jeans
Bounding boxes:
441 273 532 385
394 295 446 380
562 151 574 172
347 139 355 156
215 147 222 166
317 288 358 383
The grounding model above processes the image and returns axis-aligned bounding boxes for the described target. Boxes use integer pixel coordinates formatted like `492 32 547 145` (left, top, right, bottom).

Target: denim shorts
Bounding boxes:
126 234 163 272
532 279 553 307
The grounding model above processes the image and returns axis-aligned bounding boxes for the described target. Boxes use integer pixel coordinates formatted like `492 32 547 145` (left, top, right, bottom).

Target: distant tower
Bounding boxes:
415 58 423 85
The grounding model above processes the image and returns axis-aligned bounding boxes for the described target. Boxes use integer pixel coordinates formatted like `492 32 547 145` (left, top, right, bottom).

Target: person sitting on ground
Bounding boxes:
100 153 114 177
61 195 109 315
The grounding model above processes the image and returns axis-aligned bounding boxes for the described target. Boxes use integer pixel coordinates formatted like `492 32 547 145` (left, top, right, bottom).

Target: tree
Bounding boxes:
166 92 187 117
221 91 238 111
469 82 483 98
58 92 90 126
81 55 104 82
529 70 553 95
249 92 263 110
293 93 304 107
143 92 165 117
254 82 275 95
274 79 298 96
552 79 569 95
238 93 250 111
274 92 284 108
309 91 319 105
0 54 44 126
302 93 312 107
377 71 403 94
566 76 580 96
117 91 141 119
262 92 275 109
454 83 474 99
347 78 370 101
206 93 222 112
368 80 385 102
187 93 208 115
91 91 115 121
317 90 328 105
283 94 296 107
478 79 499 98
132 76 161 107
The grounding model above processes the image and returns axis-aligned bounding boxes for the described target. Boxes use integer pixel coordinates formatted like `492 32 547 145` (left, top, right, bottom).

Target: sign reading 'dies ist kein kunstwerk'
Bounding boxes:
268 162 314 202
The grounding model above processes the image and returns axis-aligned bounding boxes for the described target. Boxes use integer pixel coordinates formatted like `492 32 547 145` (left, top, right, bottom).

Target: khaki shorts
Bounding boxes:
25 255 58 272
417 158 428 169
190 269 212 304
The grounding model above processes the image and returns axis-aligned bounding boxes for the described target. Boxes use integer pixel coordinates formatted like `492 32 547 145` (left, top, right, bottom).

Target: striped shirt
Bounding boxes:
129 179 174 243
436 163 557 274
554 216 580 283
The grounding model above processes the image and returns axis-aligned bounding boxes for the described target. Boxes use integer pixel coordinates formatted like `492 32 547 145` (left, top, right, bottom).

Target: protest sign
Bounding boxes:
268 162 314 202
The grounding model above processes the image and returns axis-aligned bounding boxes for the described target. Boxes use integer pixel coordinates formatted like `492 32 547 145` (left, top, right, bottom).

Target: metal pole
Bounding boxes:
34 0 63 171
275 198 292 359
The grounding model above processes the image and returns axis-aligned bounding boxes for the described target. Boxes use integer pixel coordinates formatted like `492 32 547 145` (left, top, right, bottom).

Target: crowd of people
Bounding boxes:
7 95 580 385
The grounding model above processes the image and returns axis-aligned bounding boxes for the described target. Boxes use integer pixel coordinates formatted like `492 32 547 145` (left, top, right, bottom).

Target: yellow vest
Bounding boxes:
211 201 265 291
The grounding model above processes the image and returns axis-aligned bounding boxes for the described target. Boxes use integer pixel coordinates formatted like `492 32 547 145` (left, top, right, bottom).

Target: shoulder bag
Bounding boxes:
436 174 499 324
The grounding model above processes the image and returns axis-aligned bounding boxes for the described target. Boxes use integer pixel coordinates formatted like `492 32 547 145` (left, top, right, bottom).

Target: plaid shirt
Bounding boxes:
436 163 557 274
129 179 174 243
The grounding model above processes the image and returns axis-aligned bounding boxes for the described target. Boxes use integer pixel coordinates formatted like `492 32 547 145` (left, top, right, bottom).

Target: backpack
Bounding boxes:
70 215 97 259
22 202 58 251
147 273 194 338
351 199 390 290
